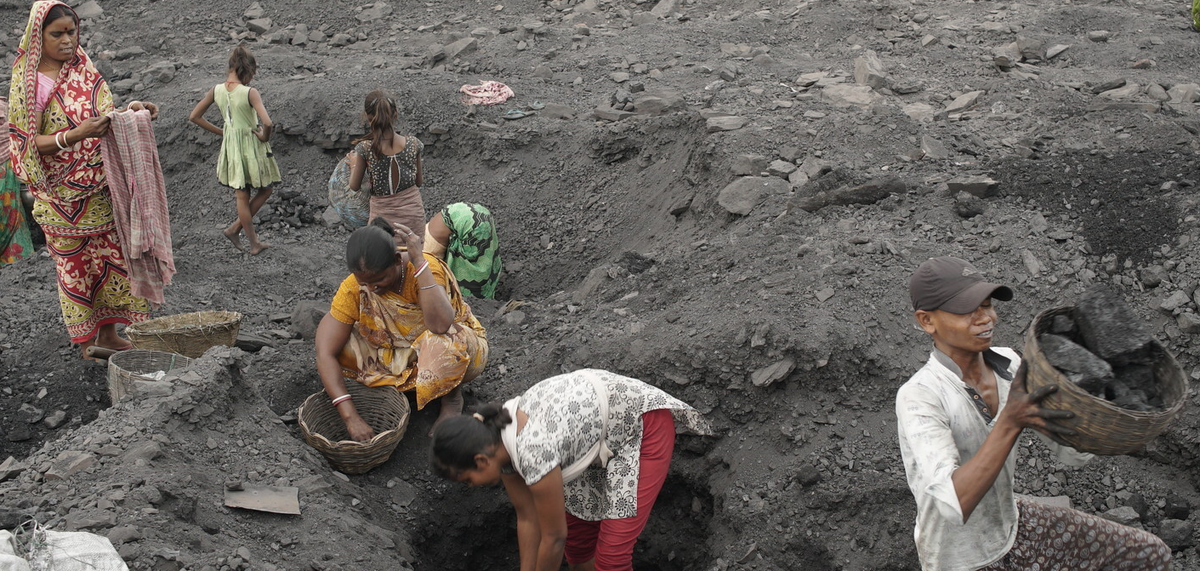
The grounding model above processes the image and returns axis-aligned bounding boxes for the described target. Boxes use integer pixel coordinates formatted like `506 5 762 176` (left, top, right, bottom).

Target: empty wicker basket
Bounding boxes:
127 311 242 358
107 350 192 404
298 381 411 474
1024 306 1188 455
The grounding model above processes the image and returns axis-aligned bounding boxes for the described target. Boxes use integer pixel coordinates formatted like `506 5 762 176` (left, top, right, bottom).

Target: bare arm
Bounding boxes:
314 313 375 441
952 365 1076 521
34 115 110 155
527 468 568 571
425 213 451 258
188 88 223 136
394 224 455 334
503 472 541 571
247 87 273 141
348 151 366 192
414 151 423 187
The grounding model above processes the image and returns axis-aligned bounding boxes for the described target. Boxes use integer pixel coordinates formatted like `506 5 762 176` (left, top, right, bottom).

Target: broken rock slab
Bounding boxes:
75 0 103 19
954 191 986 218
1074 284 1153 365
717 177 790 215
822 84 881 108
945 90 984 114
732 154 770 176
633 90 685 115
592 106 636 122
1039 334 1114 396
44 451 96 481
0 456 26 482
946 175 998 198
853 50 887 90
750 358 795 387
794 176 905 212
706 116 747 132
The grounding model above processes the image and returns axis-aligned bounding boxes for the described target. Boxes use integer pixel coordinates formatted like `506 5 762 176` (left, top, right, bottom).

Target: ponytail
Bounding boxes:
358 89 398 158
430 402 511 480
228 44 257 84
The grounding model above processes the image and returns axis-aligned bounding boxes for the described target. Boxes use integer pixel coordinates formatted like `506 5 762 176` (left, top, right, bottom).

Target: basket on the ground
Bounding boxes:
298 381 410 474
107 349 192 404
1024 306 1188 455
126 311 242 358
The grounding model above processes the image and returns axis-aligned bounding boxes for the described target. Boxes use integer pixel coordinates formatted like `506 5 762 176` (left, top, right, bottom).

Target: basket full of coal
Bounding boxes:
1023 285 1189 455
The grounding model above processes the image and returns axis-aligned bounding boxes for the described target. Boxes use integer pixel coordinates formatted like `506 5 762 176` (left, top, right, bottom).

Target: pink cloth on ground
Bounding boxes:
99 109 175 306
459 80 515 105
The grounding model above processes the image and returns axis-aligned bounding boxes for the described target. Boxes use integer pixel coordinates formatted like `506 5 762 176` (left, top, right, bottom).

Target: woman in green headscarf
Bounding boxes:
424 202 501 299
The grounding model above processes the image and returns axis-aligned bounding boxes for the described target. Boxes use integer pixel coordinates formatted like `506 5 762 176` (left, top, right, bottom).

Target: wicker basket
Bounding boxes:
1024 306 1188 455
127 311 242 358
298 381 411 474
107 350 193 404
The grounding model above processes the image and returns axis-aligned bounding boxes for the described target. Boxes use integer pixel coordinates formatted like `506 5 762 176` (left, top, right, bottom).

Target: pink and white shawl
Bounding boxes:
459 80 515 105
100 109 175 306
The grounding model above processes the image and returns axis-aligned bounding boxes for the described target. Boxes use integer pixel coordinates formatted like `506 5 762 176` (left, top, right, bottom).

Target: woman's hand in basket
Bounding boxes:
345 413 377 442
1001 363 1077 437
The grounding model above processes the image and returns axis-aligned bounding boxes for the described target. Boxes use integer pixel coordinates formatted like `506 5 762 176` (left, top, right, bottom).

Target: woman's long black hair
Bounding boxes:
431 402 512 479
345 217 398 273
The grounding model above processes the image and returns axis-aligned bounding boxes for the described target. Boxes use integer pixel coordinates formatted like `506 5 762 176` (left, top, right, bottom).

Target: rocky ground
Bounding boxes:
2 0 1200 568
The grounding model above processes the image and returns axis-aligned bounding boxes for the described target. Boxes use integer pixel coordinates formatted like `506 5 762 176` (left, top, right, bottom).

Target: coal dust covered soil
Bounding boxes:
2 0 1200 569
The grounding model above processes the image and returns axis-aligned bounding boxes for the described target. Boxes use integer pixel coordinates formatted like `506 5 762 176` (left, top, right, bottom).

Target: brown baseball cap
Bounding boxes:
910 256 1013 314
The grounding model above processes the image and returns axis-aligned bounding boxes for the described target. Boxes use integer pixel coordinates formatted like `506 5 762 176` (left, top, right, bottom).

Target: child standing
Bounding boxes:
189 44 281 255
347 90 425 233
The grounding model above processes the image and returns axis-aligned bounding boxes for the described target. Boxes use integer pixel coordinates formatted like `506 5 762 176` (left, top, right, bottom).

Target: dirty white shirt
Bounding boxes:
895 347 1093 571
512 369 711 520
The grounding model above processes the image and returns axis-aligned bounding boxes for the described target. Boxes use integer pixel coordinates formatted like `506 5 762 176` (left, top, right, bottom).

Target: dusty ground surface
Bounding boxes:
2 0 1200 568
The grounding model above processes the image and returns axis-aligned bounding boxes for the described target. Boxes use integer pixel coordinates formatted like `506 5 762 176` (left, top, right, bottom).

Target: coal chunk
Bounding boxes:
1106 381 1156 412
1112 362 1161 405
1073 285 1153 365
1039 333 1114 396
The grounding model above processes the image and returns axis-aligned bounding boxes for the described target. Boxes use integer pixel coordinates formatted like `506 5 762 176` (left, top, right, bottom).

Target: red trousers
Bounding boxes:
564 409 675 571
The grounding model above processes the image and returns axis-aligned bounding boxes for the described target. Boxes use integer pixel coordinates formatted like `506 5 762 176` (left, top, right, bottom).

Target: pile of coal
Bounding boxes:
1039 285 1163 412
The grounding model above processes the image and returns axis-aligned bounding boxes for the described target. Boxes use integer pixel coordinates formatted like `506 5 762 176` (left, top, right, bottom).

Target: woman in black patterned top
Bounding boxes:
431 369 710 571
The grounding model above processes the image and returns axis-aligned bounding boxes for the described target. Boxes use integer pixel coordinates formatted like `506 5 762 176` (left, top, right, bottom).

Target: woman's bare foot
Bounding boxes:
223 227 244 251
80 329 133 361
249 241 271 255
429 388 464 436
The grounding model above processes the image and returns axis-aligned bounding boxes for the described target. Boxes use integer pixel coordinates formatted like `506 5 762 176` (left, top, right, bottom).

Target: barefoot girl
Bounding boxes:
189 44 281 255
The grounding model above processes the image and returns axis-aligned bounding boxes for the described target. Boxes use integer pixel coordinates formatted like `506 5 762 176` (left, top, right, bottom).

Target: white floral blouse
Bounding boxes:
513 369 712 520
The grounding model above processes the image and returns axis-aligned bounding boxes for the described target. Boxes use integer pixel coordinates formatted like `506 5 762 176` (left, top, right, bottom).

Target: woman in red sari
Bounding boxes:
8 1 160 358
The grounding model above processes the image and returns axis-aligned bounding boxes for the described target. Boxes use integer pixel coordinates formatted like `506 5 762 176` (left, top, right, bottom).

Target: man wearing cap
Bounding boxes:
896 256 1171 571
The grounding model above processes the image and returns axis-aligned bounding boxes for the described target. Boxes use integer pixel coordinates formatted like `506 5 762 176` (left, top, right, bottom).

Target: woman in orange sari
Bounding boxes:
8 1 159 357
315 217 488 440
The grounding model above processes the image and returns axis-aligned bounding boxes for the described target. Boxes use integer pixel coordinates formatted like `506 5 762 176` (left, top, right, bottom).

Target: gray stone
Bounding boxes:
592 106 635 122
1164 493 1191 520
290 300 330 340
1046 44 1070 59
1167 83 1200 104
609 72 630 83
1075 285 1153 365
822 84 881 108
1022 249 1043 276
246 18 273 34
0 456 26 482
1087 101 1160 113
121 442 162 463
321 206 342 227
142 62 177 86
795 176 905 213
1146 84 1170 102
947 175 998 198
903 103 937 123
1162 291 1193 312
1177 313 1200 334
75 1 104 19
954 191 986 218
767 160 796 178
1016 36 1044 61
43 410 68 429
853 51 887 90
1098 83 1141 100
502 310 526 326
444 37 478 59
358 3 394 22
244 2 266 19
19 402 43 424
921 35 939 47
1039 334 1114 396
717 177 789 215
921 135 950 160
650 0 678 18
631 12 656 26
44 451 96 481
732 154 770 176
1100 505 1140 525
1157 519 1194 549
993 43 1021 69
788 169 809 188
706 116 747 132
330 33 354 47
750 358 795 387
63 510 117 531
632 90 685 115
1087 30 1111 42
1091 79 1127 94
945 90 984 114
107 525 142 545
719 62 738 82
814 288 835 302
114 46 146 61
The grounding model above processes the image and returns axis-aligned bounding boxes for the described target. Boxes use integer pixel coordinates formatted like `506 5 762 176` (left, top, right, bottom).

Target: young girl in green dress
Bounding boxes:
189 44 281 255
